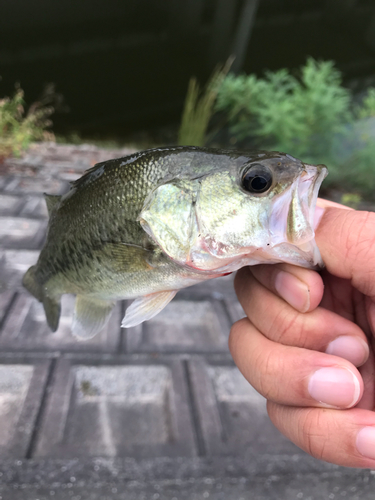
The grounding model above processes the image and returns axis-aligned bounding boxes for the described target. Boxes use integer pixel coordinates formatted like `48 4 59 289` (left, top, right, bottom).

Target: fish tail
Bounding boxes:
22 266 61 332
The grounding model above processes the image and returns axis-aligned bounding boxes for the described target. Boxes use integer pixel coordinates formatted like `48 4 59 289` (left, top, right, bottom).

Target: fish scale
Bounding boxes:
22 146 327 339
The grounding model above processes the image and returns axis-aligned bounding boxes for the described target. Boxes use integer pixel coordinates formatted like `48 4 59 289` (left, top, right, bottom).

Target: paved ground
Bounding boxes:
0 143 373 499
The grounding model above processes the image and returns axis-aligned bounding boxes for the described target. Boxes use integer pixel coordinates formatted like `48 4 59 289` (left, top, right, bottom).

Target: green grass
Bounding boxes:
178 61 232 147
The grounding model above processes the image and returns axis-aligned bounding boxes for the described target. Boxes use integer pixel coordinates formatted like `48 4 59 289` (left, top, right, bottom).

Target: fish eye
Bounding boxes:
241 164 273 194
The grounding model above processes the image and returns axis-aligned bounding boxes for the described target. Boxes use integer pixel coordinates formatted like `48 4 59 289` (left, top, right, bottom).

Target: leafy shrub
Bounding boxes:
215 59 375 198
334 118 375 196
356 88 375 119
216 58 351 162
0 83 55 157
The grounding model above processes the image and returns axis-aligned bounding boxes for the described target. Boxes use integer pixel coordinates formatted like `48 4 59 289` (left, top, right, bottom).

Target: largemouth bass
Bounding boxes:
22 146 327 339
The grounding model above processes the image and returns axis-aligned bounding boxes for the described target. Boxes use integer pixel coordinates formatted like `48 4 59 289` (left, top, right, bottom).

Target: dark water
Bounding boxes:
1 0 374 138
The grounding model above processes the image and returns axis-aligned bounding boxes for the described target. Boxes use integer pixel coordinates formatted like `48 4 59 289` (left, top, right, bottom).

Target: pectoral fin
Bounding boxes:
72 296 115 340
121 290 177 328
139 182 198 265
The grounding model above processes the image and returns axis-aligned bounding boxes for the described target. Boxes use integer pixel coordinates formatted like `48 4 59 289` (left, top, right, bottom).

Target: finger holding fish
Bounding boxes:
229 317 364 409
233 266 369 367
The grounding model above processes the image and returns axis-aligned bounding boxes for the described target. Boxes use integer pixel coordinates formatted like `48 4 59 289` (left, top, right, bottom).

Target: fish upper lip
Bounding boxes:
290 164 327 267
303 164 328 225
265 163 327 268
288 165 327 242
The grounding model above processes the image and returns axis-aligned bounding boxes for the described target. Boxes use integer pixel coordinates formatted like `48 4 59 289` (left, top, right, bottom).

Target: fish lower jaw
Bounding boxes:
190 239 324 273
183 247 258 274
249 240 324 269
186 247 244 273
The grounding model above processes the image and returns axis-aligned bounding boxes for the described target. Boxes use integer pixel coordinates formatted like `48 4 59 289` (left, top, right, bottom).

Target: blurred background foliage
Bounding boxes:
178 60 233 147
0 83 56 157
214 59 375 197
1 0 375 201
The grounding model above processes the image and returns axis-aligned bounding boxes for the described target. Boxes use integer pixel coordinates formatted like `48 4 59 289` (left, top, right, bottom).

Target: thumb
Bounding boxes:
315 206 375 297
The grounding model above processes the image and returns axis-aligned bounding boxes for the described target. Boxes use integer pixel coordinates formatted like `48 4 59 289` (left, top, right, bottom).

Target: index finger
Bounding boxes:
315 207 375 297
316 198 353 211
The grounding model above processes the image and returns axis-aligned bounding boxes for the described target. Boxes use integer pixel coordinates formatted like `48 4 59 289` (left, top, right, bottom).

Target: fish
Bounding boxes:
22 146 327 339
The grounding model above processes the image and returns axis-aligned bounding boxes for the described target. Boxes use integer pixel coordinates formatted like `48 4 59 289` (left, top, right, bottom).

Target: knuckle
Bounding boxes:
343 212 375 291
228 318 249 355
253 345 285 401
268 404 359 466
345 212 375 258
268 307 304 345
254 348 273 398
299 408 331 461
233 267 252 298
251 264 276 289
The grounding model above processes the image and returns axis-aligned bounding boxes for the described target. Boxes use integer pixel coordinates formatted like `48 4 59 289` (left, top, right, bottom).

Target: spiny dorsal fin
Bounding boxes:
69 162 106 190
121 290 177 328
43 193 61 216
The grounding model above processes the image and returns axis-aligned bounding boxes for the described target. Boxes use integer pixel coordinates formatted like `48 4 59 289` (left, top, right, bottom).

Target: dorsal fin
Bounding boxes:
68 148 177 191
43 193 61 216
69 162 106 190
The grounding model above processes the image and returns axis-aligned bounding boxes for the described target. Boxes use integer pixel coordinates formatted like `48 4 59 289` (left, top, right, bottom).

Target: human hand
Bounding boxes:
229 199 375 468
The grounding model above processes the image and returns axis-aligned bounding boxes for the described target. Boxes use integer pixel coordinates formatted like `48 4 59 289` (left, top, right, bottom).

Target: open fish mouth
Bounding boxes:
266 163 328 268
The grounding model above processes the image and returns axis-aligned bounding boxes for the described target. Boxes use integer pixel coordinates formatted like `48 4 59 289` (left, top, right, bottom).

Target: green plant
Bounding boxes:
341 193 361 209
356 88 375 119
336 130 375 197
330 88 375 196
0 83 55 157
216 58 351 164
215 60 375 198
178 61 232 147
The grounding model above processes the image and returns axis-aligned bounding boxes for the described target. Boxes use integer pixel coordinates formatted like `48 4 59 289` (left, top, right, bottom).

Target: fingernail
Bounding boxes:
356 427 375 460
308 367 361 408
326 336 369 367
274 270 310 312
